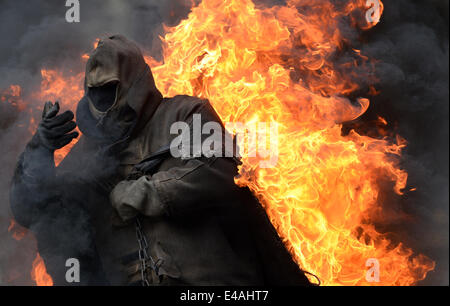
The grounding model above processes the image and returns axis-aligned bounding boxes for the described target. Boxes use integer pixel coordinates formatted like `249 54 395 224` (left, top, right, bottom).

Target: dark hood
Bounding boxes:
77 35 163 143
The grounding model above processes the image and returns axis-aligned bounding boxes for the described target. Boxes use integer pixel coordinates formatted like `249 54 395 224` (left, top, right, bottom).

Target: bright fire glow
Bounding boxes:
145 0 434 285
36 69 84 166
31 253 53 286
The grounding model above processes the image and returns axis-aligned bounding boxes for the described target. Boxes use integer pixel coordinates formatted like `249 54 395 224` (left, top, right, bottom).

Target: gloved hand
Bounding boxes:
22 101 79 182
31 101 79 151
110 176 167 223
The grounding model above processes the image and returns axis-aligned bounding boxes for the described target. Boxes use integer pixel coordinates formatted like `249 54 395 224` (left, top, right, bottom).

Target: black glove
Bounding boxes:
31 101 79 151
11 102 80 227
21 101 79 183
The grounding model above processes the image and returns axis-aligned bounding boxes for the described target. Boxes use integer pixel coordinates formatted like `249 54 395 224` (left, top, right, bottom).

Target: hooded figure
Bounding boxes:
10 35 311 286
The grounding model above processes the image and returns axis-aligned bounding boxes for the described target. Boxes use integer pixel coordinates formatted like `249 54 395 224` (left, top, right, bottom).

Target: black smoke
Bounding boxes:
356 0 448 285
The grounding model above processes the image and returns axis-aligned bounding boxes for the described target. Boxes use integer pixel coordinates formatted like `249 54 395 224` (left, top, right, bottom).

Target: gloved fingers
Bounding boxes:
42 110 74 128
50 120 77 136
39 124 79 148
110 181 140 222
39 122 74 140
53 131 79 149
116 204 139 222
42 101 60 119
42 101 53 119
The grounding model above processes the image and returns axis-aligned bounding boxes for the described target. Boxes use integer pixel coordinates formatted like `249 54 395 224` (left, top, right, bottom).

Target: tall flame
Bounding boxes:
31 253 53 286
144 0 434 285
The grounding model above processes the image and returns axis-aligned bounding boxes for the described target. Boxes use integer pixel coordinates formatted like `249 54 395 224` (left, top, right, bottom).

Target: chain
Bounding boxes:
135 217 156 286
132 147 170 286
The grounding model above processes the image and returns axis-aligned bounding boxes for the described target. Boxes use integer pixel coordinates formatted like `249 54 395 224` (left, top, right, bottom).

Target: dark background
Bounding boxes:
0 0 448 285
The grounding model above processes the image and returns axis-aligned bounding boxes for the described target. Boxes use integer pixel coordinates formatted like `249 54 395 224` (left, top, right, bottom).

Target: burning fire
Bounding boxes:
8 219 27 241
31 253 53 286
37 69 84 165
5 0 435 286
145 0 434 285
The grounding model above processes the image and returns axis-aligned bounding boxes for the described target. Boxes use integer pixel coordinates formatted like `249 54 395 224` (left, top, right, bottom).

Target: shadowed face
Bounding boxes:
88 82 118 113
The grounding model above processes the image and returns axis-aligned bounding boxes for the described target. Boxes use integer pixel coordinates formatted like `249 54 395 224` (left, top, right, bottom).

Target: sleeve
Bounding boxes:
110 156 242 220
29 191 107 285
10 137 57 228
10 138 107 285
110 99 243 220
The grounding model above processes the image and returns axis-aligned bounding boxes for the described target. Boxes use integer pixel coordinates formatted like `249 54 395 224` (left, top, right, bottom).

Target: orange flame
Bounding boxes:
1 85 25 111
143 0 434 285
8 219 27 241
35 69 84 165
31 253 53 286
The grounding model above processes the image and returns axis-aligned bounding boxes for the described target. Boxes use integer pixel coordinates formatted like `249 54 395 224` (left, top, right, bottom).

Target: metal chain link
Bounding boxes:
132 147 171 286
135 217 156 286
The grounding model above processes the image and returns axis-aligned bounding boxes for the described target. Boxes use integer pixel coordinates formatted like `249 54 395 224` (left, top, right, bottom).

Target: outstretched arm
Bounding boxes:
10 102 106 285
10 101 78 227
